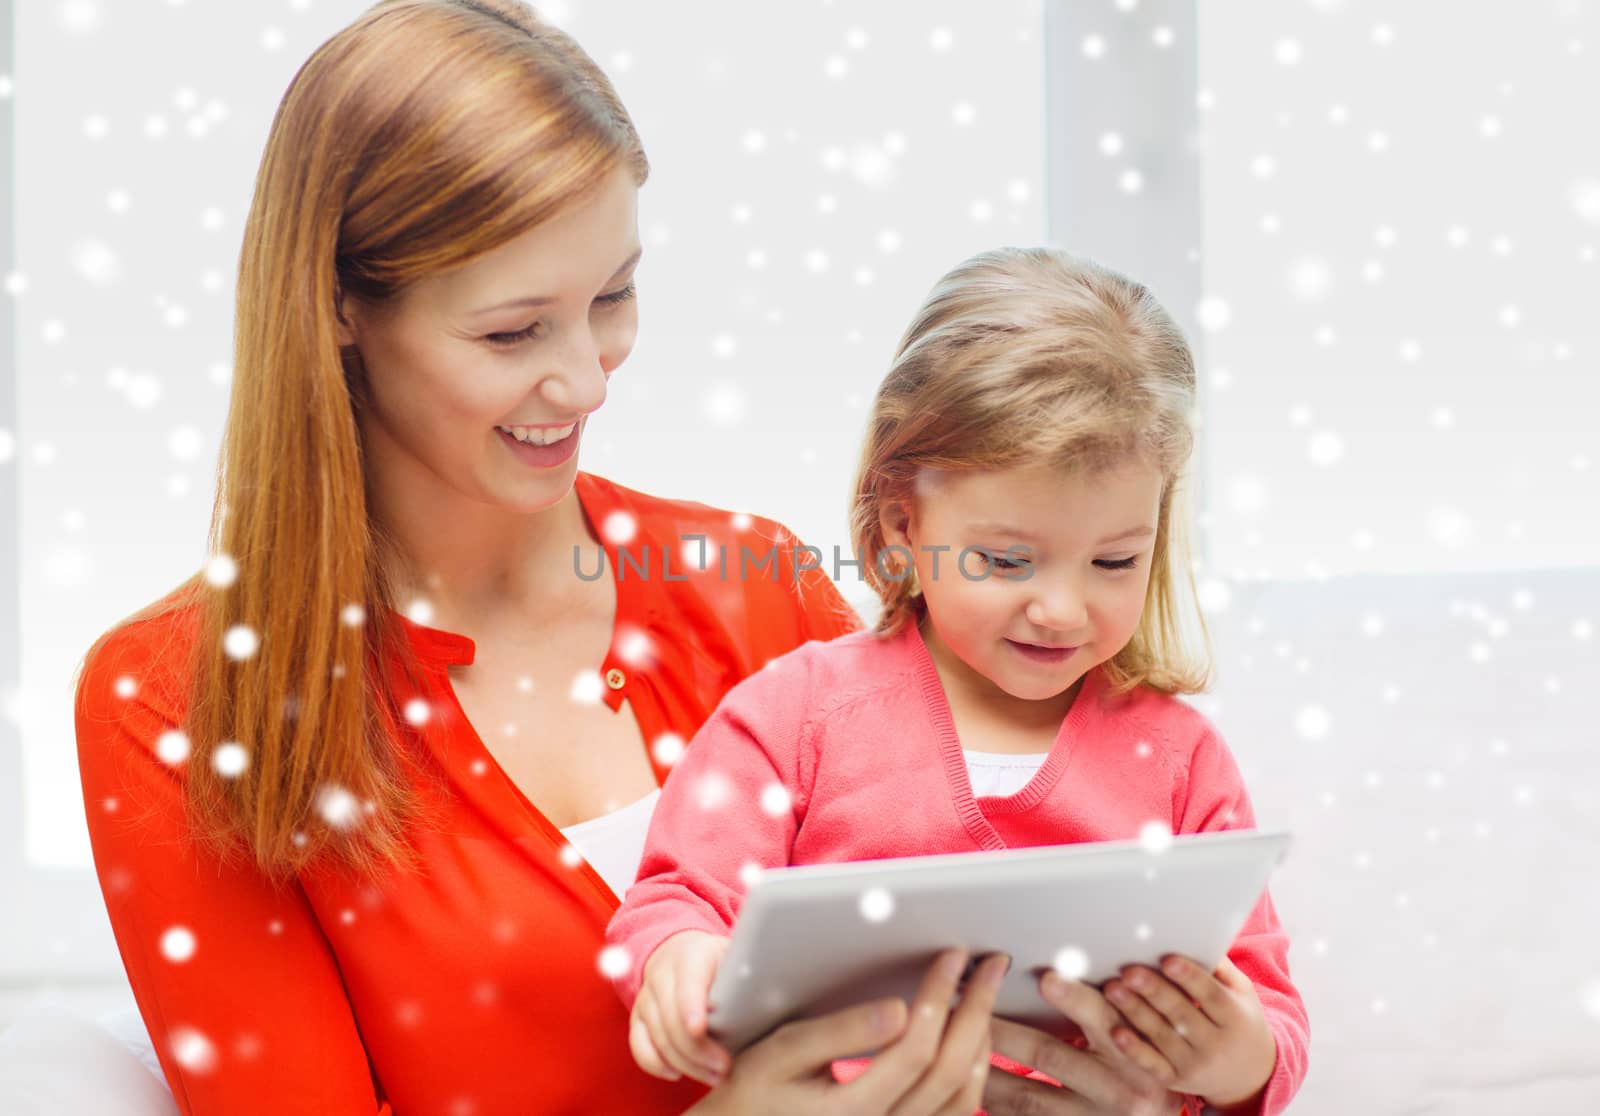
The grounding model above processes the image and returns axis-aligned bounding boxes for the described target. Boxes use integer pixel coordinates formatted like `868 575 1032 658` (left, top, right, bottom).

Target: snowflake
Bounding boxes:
597 945 630 979
759 783 792 817
859 886 894 923
1139 820 1173 853
160 926 197 963
203 554 238 588
1196 296 1231 332
649 733 686 768
1295 706 1331 741
569 670 603 705
169 1026 218 1073
156 729 192 766
695 771 733 811
213 741 249 778
1052 946 1090 981
223 624 259 660
316 784 360 829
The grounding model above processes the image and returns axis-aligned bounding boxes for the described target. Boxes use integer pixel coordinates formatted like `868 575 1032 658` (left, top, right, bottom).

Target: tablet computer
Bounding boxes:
706 828 1291 1053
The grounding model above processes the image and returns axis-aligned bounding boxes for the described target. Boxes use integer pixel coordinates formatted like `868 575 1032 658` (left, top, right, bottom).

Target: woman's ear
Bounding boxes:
334 285 358 348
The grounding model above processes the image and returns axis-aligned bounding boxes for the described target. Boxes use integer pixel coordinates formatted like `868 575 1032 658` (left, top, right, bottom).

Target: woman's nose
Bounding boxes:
537 332 608 416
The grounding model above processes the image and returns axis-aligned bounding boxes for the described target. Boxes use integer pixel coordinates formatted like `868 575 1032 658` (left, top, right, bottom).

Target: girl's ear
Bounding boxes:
878 496 916 551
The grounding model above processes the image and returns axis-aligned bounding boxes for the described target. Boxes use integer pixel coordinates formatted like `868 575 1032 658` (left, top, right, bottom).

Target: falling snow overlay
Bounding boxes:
5 3 1598 1115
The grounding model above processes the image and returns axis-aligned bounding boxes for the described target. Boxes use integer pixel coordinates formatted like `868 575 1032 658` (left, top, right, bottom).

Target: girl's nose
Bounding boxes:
1025 579 1089 633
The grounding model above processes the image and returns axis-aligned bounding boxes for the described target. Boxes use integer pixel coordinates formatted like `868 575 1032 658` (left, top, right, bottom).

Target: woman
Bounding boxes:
74 2 1186 1112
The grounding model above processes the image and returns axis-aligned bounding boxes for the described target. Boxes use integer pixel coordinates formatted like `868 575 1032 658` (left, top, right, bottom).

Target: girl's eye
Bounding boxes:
976 548 1031 573
1094 557 1140 571
483 284 638 348
595 282 637 308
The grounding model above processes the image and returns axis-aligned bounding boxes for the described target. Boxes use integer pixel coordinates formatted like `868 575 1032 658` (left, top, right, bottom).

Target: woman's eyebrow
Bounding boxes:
470 247 644 316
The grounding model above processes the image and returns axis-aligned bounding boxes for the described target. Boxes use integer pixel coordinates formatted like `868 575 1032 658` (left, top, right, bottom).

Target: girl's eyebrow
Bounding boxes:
967 523 1155 546
1097 526 1156 545
968 522 1042 542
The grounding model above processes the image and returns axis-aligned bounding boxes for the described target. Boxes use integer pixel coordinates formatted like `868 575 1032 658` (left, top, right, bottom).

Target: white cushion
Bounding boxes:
0 1001 178 1116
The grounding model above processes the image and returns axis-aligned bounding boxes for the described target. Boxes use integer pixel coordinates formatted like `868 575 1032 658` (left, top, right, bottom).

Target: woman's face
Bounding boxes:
337 165 642 514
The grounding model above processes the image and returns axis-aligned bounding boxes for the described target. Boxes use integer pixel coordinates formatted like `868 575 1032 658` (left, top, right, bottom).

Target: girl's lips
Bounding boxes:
1006 639 1079 664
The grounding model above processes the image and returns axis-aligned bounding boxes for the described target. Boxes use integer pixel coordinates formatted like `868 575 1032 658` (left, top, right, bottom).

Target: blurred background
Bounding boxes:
2 0 1597 1112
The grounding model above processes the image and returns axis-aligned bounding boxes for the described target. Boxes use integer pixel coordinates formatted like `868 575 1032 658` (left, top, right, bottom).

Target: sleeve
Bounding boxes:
74 625 393 1116
603 656 818 1010
1174 727 1311 1116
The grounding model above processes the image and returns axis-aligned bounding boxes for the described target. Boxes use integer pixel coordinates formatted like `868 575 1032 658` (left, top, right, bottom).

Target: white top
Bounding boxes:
559 787 662 900
962 748 1050 799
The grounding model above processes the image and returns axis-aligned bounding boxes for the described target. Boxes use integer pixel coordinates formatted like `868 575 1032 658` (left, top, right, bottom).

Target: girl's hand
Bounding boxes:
1099 954 1276 1111
982 970 1184 1115
692 947 1010 1116
630 930 733 1086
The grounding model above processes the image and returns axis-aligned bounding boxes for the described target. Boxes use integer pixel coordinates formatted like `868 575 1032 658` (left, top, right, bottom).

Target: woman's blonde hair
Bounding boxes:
848 246 1211 696
78 0 648 879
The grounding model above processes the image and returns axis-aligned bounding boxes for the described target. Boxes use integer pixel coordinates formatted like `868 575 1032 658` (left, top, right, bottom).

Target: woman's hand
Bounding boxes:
981 970 1186 1116
1100 955 1275 1110
691 947 1010 1116
630 930 733 1086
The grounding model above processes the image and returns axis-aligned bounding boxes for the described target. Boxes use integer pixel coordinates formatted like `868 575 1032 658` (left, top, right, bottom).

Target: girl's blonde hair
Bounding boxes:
78 0 648 880
848 246 1211 696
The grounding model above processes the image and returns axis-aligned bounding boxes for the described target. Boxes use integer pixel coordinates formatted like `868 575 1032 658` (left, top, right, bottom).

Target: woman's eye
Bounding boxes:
483 285 636 348
1094 557 1140 571
484 322 544 347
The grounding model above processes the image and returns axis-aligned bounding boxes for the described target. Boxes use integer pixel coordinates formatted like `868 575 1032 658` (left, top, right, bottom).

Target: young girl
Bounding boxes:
605 247 1309 1115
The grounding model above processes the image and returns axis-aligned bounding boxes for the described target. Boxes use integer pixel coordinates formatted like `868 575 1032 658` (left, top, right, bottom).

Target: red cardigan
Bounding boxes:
73 472 862 1116
609 621 1310 1116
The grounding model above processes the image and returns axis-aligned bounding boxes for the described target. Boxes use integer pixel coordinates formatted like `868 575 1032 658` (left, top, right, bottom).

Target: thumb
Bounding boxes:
1214 955 1254 994
679 937 728 1035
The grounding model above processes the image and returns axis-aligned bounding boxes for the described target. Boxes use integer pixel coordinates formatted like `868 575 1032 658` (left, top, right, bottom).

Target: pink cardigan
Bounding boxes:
606 620 1309 1115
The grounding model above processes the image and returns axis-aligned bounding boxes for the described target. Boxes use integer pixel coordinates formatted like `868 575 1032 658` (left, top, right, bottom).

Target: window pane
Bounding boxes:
1197 0 1600 578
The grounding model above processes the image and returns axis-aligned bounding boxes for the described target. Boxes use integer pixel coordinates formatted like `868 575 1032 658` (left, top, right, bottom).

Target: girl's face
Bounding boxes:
882 460 1165 715
336 165 642 514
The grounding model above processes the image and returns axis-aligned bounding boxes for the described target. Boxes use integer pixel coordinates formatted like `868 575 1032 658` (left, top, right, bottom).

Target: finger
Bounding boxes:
987 1019 1152 1115
745 996 909 1081
1101 980 1183 1084
934 1048 992 1116
888 952 1008 1116
848 948 969 1108
632 995 682 1081
676 946 732 1077
1037 971 1126 1054
987 1017 1126 1098
983 1064 1100 1116
941 957 1008 1116
1159 954 1235 1026
1123 965 1214 1046
1211 955 1262 1010
651 971 724 1086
